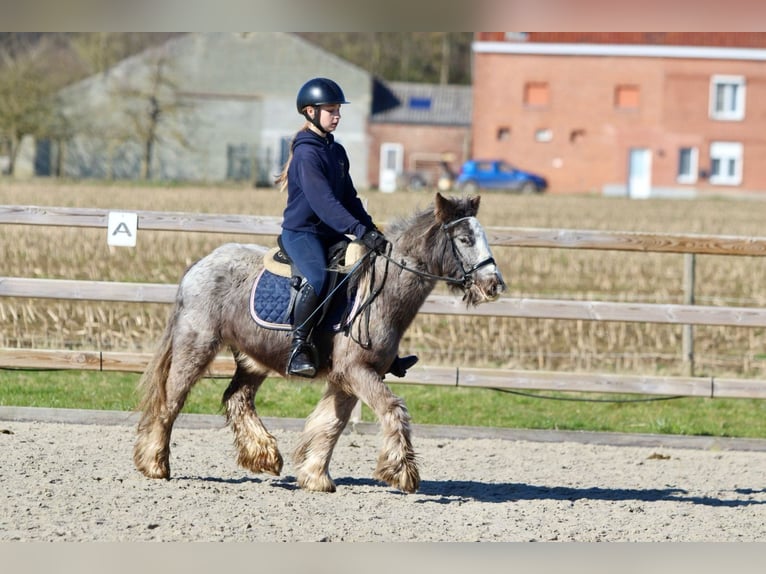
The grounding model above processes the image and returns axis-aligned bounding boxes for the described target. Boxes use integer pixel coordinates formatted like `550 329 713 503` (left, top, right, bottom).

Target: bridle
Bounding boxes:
345 216 497 349
380 216 497 289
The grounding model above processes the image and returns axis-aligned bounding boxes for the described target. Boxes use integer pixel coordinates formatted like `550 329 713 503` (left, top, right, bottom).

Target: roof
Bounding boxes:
370 80 472 127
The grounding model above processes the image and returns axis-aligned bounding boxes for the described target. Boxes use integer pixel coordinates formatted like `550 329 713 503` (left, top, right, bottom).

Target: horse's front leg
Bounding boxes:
293 381 358 493
347 364 420 493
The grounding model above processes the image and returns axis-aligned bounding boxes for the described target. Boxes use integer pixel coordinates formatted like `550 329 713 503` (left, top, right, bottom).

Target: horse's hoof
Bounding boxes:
135 459 170 480
238 449 284 476
297 472 337 493
374 465 420 493
133 446 171 479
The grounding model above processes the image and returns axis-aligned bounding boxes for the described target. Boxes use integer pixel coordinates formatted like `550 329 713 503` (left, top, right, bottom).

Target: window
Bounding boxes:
496 126 511 141
524 82 549 107
226 144 252 181
677 147 698 184
615 85 640 109
709 141 743 185
535 128 552 142
408 97 432 110
710 75 746 121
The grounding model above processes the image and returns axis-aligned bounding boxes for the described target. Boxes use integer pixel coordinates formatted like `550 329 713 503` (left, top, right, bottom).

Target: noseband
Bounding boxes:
441 216 497 288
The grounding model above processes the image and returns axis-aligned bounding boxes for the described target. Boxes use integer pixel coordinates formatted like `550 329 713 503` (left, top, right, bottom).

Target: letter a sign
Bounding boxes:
107 212 138 247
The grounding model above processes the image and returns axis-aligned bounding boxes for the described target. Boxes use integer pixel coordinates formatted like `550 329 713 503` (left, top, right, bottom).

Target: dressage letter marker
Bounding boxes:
107 212 138 247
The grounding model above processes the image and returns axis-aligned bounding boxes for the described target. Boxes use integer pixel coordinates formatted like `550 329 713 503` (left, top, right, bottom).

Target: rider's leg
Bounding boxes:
288 281 322 377
280 230 329 379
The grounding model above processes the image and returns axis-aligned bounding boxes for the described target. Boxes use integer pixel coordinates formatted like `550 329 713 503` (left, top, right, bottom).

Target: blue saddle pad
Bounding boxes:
250 269 293 329
249 268 355 332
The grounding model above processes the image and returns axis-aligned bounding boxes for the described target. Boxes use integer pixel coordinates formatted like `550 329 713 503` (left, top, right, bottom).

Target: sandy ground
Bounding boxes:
2 407 766 542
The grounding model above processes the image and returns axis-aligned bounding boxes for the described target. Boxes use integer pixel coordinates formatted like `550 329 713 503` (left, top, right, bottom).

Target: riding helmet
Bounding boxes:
296 77 350 113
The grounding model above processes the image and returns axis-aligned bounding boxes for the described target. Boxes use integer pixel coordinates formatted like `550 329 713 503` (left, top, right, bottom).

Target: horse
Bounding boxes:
133 192 506 493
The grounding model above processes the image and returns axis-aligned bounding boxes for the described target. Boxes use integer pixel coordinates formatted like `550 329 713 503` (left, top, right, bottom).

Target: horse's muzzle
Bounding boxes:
466 267 506 305
483 268 506 301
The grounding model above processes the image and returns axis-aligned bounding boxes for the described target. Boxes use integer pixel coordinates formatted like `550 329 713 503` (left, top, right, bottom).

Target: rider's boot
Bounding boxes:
287 283 321 378
387 354 419 377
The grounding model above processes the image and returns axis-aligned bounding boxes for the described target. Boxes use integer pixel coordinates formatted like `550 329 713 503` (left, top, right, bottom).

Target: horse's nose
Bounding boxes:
483 270 506 300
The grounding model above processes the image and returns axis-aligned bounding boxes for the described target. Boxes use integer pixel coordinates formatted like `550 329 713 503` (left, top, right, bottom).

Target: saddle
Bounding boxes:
249 237 366 332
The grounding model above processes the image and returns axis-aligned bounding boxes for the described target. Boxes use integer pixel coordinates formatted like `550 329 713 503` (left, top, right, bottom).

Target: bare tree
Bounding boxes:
69 32 182 76
107 49 192 180
0 38 57 175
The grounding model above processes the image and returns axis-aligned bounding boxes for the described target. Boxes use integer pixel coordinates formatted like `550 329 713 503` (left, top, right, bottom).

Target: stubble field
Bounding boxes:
1 180 765 379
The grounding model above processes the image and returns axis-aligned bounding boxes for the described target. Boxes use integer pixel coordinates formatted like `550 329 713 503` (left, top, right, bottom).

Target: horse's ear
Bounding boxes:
434 192 455 223
468 194 481 215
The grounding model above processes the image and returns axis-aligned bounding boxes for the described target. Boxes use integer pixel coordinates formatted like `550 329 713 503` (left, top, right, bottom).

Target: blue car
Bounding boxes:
456 159 548 194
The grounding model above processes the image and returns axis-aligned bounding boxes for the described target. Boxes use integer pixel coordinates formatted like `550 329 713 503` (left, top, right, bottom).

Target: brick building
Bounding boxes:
471 32 766 196
368 80 472 191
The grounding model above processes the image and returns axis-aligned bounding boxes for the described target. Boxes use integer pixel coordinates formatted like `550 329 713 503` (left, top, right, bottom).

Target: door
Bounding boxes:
627 148 652 199
379 142 403 193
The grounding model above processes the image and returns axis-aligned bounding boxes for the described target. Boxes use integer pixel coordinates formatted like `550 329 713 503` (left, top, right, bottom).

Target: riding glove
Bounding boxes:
361 229 388 254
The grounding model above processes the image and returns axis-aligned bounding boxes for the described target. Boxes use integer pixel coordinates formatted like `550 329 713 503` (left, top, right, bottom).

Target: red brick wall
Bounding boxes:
471 50 766 194
367 123 471 189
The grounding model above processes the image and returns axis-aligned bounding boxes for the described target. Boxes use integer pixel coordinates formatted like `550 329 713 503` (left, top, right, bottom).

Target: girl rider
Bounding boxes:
276 77 417 379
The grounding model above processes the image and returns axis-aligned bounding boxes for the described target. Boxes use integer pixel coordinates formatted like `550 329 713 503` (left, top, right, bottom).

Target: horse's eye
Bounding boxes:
458 236 472 246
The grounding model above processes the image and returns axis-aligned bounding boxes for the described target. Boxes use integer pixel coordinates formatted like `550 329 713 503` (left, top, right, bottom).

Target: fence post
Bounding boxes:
683 253 696 376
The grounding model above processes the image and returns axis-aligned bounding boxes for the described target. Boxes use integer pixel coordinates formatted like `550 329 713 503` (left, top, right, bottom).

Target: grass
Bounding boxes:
3 368 766 439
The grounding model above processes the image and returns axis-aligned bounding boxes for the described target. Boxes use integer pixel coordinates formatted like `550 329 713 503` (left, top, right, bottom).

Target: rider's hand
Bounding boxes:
361 229 388 254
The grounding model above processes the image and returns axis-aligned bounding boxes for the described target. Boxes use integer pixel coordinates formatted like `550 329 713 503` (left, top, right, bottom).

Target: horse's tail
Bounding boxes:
135 299 180 432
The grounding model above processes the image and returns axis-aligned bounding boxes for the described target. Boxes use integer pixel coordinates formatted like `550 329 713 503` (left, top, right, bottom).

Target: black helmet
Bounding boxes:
296 77 349 113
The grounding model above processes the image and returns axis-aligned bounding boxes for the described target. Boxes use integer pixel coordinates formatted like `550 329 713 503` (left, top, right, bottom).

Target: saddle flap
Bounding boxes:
344 241 366 267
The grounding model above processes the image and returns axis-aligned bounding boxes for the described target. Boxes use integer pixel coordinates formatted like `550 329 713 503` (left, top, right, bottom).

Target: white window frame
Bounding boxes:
709 141 743 186
709 75 746 121
676 147 698 184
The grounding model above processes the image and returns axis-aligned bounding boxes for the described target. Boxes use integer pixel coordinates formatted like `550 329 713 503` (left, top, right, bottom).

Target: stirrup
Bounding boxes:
287 342 317 378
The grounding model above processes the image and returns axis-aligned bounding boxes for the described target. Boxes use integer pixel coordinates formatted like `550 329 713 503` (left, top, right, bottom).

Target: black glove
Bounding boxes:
361 229 388 254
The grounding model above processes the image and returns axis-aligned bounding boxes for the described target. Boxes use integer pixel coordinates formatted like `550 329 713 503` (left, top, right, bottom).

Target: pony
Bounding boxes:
133 192 505 493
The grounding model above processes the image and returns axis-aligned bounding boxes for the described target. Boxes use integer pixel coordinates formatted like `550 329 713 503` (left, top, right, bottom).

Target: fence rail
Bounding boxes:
3 276 766 328
2 204 766 399
4 204 766 255
1 347 764 399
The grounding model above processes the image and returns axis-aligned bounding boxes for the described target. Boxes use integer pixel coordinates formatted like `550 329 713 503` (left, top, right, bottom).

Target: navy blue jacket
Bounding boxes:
281 129 373 242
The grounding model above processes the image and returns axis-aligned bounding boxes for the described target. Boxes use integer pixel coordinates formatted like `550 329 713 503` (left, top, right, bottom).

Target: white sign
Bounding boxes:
107 211 138 247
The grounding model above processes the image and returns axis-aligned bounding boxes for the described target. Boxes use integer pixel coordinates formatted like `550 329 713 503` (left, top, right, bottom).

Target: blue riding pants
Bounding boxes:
280 229 333 295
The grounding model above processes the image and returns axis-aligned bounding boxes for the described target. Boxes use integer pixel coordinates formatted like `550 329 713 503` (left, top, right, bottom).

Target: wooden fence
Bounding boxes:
2 204 766 400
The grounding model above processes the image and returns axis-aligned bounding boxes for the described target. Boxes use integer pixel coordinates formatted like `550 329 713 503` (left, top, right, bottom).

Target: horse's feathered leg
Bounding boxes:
133 312 221 479
223 350 283 476
292 381 358 493
349 368 420 493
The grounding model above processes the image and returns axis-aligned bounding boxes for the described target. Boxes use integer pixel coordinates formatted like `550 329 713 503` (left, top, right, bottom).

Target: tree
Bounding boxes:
69 32 182 76
106 48 192 180
297 32 474 85
0 37 58 176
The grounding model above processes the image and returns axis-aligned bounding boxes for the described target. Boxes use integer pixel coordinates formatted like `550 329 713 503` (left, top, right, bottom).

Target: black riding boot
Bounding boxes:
287 283 321 378
387 354 419 377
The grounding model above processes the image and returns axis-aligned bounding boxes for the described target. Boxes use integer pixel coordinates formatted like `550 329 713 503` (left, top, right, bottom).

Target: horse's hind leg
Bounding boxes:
223 351 283 476
293 382 358 493
134 332 219 480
